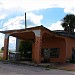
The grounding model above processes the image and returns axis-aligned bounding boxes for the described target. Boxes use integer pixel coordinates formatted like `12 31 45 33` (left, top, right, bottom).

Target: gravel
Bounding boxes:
0 61 74 75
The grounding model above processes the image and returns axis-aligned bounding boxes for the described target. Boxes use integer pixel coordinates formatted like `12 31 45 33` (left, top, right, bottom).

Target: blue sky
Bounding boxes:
0 8 67 29
33 8 67 26
0 0 75 50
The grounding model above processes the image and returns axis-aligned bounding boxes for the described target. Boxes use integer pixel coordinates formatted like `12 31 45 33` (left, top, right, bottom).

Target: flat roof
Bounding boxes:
0 25 75 39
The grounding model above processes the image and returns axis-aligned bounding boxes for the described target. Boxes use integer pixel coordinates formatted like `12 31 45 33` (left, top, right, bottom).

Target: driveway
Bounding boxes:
0 62 74 75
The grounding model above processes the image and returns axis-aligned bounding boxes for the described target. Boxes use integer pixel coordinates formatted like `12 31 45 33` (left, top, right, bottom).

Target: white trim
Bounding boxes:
33 30 41 37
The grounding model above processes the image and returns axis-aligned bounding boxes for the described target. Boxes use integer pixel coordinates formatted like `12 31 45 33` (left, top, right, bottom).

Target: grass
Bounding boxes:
0 50 3 53
0 50 3 60
0 57 3 60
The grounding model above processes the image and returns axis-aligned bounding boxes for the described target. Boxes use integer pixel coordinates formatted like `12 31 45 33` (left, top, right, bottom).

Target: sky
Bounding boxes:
0 0 75 50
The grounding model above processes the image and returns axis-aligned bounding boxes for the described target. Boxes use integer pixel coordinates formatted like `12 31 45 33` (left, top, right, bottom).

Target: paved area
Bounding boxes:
59 63 75 71
0 62 74 75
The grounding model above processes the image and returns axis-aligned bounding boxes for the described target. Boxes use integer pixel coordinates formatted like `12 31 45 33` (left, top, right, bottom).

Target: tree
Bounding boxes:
61 14 75 33
1 47 4 51
19 40 32 60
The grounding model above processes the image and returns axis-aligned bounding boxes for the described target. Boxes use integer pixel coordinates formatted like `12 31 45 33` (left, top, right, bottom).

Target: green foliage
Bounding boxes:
61 14 75 33
0 50 3 53
0 57 3 60
19 40 32 60
1 47 4 51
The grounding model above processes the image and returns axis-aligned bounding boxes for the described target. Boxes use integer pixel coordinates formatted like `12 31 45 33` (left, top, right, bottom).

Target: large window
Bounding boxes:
50 48 60 58
41 48 60 58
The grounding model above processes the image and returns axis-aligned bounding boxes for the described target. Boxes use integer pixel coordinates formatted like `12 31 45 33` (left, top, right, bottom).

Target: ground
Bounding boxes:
0 61 74 75
0 53 75 75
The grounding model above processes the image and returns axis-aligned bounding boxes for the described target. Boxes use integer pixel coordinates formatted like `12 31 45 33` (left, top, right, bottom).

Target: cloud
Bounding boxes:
0 0 75 13
0 33 4 49
49 21 64 30
0 28 5 49
3 16 25 30
9 36 16 50
27 13 43 26
0 0 54 11
0 14 6 19
3 12 43 30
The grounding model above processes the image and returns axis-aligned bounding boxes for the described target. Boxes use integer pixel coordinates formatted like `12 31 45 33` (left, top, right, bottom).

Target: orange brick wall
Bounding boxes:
65 38 75 60
32 36 42 63
42 37 66 63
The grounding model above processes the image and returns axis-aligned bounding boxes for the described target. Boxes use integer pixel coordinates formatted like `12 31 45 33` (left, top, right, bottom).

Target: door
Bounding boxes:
44 48 50 62
72 48 75 61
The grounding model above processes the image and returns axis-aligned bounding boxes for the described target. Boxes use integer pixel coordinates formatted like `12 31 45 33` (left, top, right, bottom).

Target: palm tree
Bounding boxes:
61 14 75 33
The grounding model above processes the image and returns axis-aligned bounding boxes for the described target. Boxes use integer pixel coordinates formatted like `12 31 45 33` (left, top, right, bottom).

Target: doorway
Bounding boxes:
72 48 75 62
43 48 50 63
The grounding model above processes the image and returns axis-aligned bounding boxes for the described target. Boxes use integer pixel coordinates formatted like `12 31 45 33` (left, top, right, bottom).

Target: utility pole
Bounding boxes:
25 12 27 29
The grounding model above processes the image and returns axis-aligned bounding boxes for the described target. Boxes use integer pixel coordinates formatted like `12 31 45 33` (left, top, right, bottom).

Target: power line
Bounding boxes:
4 18 20 28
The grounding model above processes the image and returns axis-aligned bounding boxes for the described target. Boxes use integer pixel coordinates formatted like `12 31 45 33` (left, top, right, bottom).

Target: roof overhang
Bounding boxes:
0 26 44 40
0 25 74 40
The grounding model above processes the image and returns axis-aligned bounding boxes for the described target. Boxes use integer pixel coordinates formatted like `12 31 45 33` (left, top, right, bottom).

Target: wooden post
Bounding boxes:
3 34 9 60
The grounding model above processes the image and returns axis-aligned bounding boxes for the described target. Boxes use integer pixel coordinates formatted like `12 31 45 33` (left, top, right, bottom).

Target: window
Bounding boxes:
50 48 60 58
41 48 44 57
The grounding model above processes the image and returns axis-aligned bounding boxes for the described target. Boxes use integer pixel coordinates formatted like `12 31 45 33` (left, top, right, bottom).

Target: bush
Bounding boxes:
19 40 32 60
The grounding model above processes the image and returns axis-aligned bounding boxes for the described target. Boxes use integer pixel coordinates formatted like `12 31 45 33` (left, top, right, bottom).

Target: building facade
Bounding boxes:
0 26 75 64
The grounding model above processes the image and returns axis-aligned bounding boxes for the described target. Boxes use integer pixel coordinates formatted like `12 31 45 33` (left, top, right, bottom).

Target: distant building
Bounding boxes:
0 25 75 63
